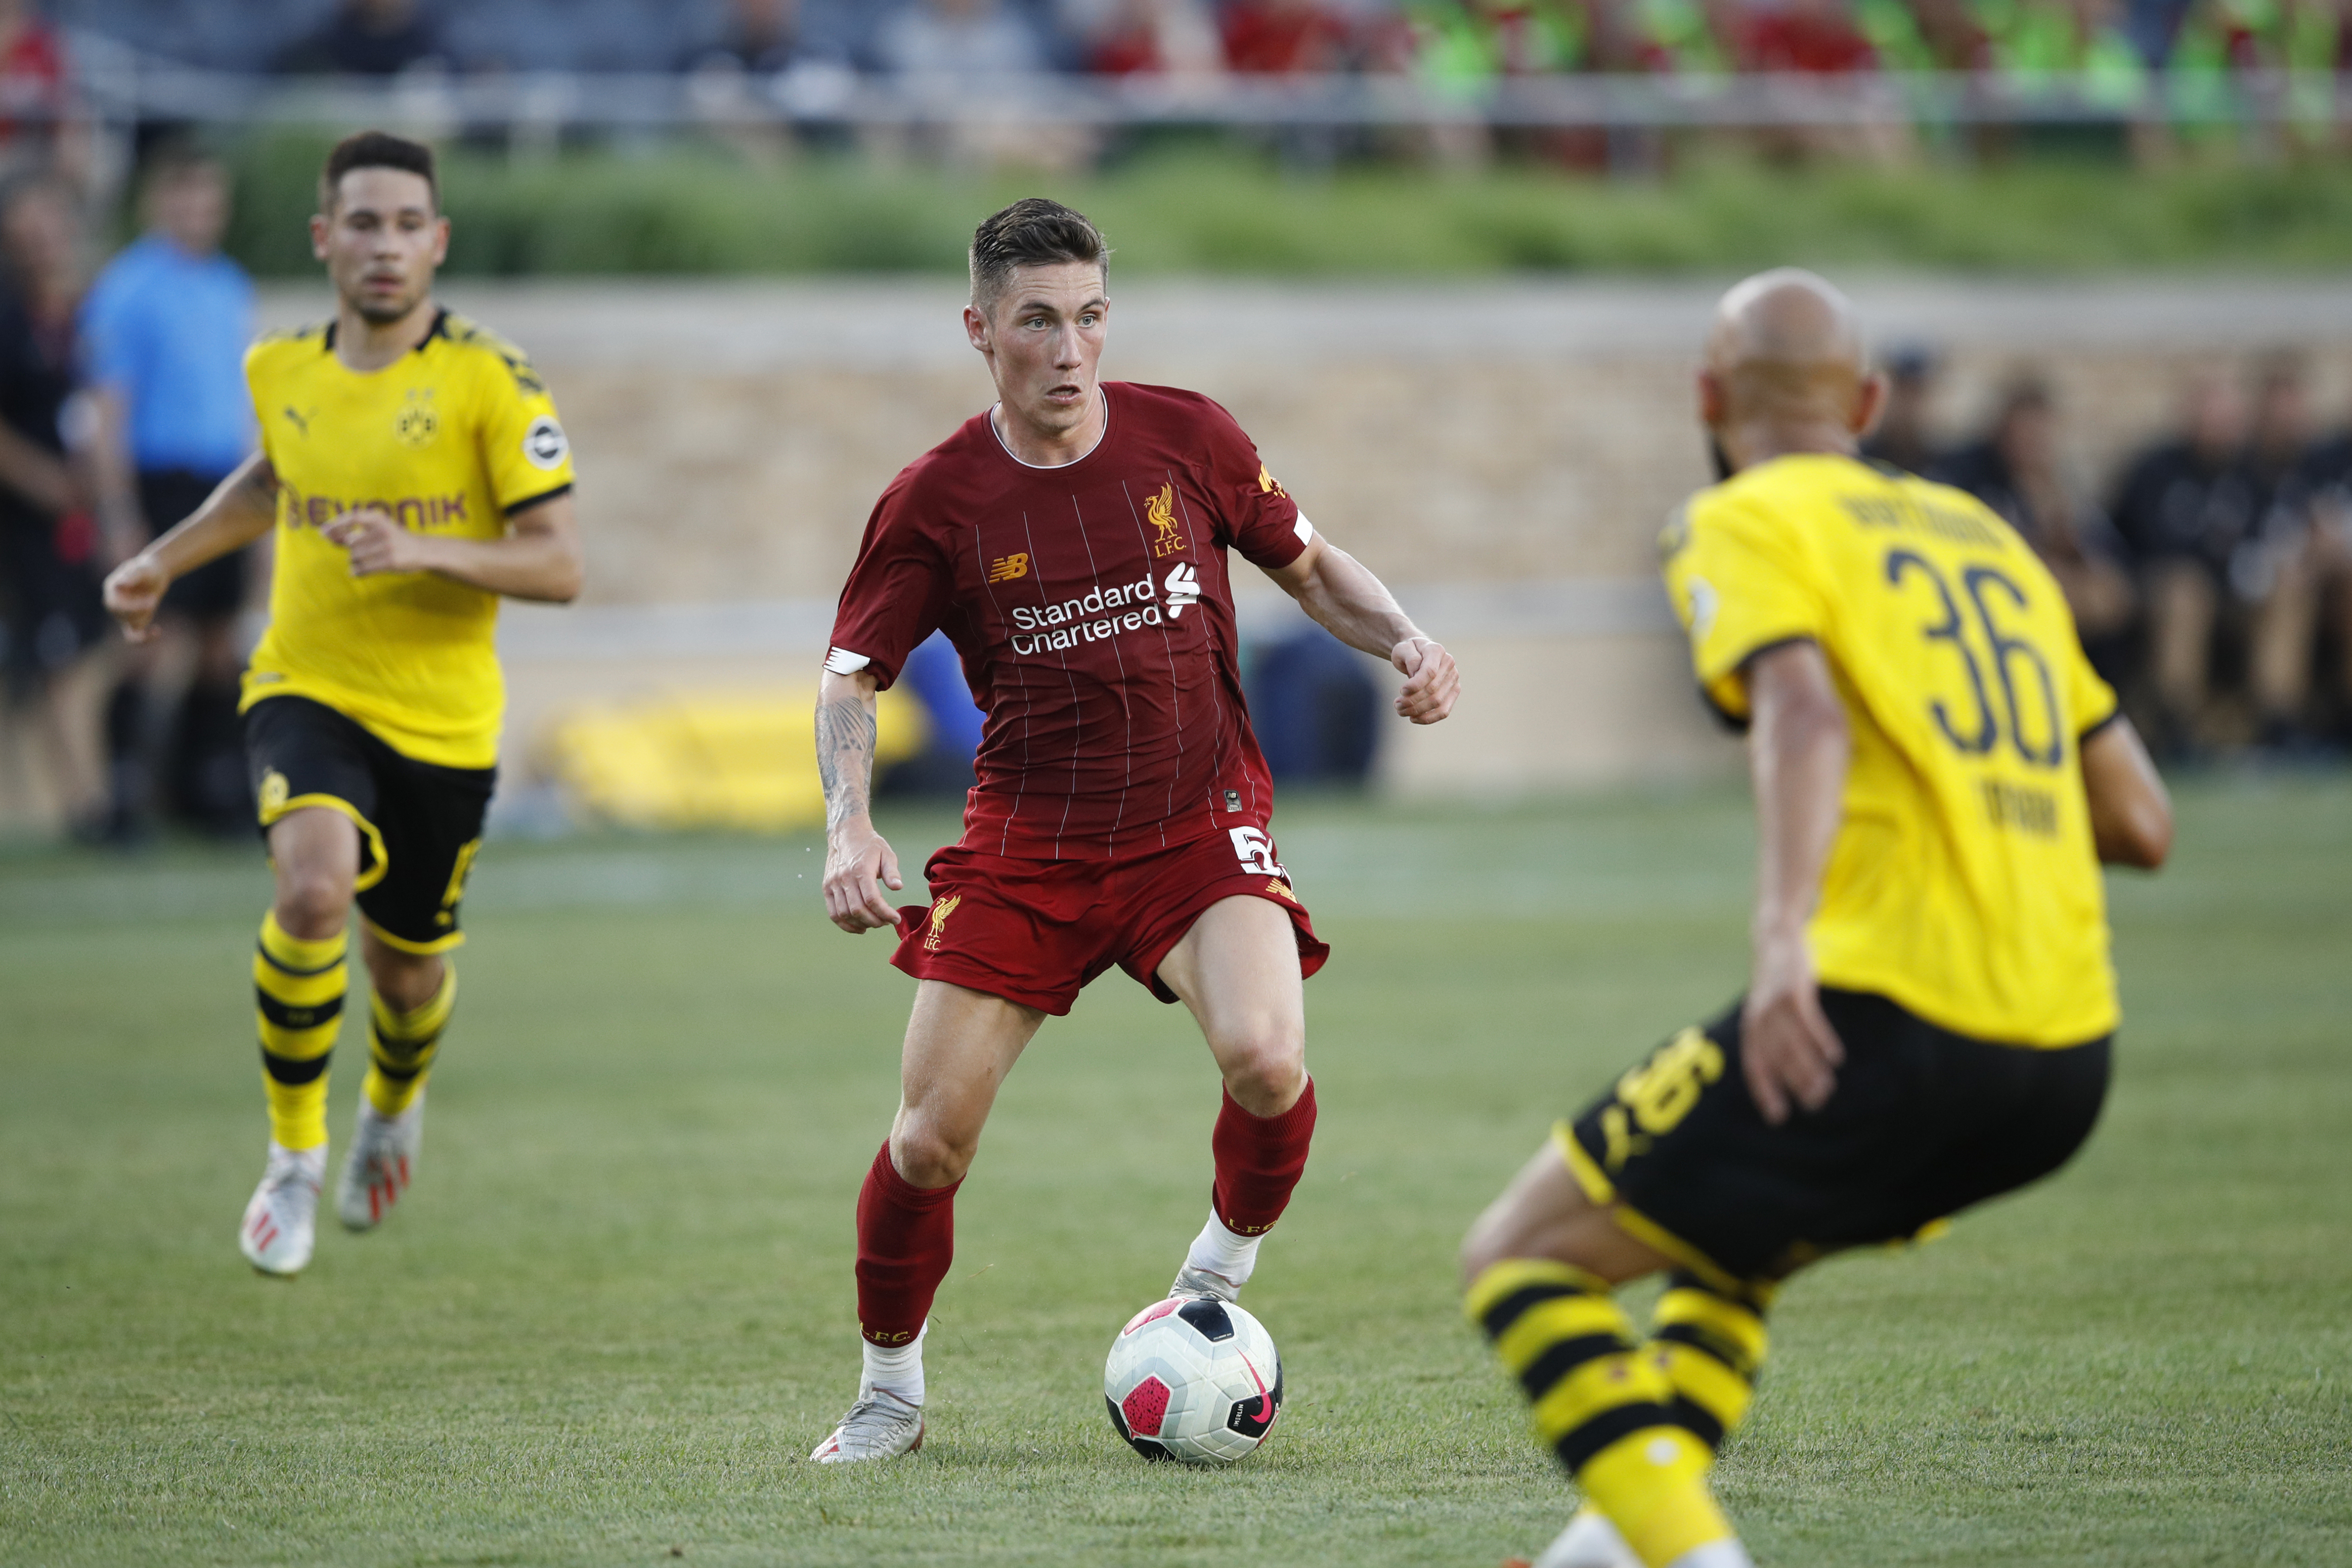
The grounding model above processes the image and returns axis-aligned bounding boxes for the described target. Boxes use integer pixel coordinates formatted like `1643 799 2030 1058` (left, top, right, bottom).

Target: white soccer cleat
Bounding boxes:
1521 1507 1642 1568
808 1386 926 1464
1168 1263 1242 1303
336 1094 424 1231
239 1142 324 1276
1665 1541 1755 1568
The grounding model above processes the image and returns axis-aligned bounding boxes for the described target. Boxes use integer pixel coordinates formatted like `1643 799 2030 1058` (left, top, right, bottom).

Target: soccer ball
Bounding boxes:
1103 1295 1284 1464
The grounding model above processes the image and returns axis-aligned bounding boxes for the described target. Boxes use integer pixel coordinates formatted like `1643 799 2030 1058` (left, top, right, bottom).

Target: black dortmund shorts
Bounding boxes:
245 695 494 954
1563 989 2111 1293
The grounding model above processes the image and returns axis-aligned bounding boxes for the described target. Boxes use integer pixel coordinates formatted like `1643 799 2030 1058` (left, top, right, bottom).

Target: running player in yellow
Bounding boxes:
1459 270 2174 1568
100 132 583 1276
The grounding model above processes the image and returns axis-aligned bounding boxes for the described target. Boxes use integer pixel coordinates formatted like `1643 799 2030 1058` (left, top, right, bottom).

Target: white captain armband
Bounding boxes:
1294 514 1314 545
823 647 873 675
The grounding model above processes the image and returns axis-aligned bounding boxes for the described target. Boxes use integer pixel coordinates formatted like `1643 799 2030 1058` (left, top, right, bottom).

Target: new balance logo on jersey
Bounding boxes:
1164 563 1201 619
987 552 1029 583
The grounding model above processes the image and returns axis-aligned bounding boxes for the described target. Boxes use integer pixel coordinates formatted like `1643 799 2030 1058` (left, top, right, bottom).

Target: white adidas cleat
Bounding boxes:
336 1094 424 1231
1518 1507 1642 1568
1509 1510 1750 1568
239 1142 324 1276
808 1386 926 1464
1664 1542 1755 1568
1168 1263 1243 1303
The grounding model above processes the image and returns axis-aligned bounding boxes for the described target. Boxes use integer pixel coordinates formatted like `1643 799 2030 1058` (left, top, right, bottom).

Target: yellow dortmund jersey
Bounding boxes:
1662 453 2121 1047
241 309 576 769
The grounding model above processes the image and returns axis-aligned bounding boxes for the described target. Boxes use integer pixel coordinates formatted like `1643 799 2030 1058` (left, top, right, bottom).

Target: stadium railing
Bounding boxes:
53 33 2352 140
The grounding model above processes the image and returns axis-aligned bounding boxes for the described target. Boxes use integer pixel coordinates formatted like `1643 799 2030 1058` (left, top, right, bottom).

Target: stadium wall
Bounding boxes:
388 277 2352 804
17 276 2334 832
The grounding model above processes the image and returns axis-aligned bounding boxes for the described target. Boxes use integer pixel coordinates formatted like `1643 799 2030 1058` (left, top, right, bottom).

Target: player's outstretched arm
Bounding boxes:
1264 534 1458 724
2082 718 2171 870
1741 639 1851 1126
817 667 905 934
321 491 583 603
101 453 279 644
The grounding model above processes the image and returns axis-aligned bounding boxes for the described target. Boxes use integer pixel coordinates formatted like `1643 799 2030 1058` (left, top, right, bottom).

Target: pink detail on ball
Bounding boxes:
1122 1377 1172 1437
1122 1298 1181 1336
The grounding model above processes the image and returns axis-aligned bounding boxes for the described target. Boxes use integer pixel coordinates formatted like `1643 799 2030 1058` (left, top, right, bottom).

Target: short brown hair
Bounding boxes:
319 130 437 213
969 198 1109 316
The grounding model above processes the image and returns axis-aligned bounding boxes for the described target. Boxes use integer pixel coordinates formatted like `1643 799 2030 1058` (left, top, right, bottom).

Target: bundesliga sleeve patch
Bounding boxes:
824 647 873 675
522 416 570 471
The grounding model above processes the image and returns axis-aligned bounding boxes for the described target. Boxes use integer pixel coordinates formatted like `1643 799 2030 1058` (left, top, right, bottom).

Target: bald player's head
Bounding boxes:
1699 268 1883 475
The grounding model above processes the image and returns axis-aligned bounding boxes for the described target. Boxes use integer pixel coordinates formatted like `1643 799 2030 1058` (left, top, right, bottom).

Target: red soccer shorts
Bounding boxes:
891 826 1330 1016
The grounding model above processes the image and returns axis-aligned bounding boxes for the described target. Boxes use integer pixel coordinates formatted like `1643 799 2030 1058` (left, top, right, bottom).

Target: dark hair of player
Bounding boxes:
969 198 1109 317
319 130 438 214
139 136 221 191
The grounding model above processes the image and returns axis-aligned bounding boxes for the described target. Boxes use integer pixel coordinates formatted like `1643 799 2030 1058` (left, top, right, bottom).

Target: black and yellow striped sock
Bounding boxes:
254 911 346 1151
1468 1258 1735 1568
1646 1272 1770 1454
363 965 455 1117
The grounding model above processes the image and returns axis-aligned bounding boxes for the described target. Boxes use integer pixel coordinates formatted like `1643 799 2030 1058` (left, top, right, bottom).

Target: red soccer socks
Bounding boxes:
854 1140 962 1347
1209 1077 1318 1237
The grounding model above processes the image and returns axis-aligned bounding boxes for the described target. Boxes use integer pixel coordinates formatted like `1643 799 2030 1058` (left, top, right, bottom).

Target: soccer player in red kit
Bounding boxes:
808 199 1460 1462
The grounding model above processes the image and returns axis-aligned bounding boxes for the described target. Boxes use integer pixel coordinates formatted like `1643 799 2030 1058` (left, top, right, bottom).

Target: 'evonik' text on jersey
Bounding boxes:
242 309 576 771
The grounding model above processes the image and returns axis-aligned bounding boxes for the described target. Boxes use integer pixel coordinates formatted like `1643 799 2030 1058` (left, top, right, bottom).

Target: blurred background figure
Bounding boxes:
0 173 109 840
878 0 1075 166
1221 0 1356 73
2302 400 2352 742
79 141 257 841
681 0 858 161
2235 355 2327 747
1861 342 1943 475
1067 0 1228 77
2107 366 2323 756
1934 372 2137 680
2107 370 2248 754
1737 0 1915 163
1246 625 1381 788
878 0 1052 77
0 0 88 195
273 0 453 76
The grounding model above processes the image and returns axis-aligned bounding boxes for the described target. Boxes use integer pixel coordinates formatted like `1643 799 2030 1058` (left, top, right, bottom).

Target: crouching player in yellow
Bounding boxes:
101 132 582 1275
1460 270 2175 1568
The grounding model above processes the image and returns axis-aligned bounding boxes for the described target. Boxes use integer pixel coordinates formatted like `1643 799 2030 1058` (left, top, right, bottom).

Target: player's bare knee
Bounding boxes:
365 949 442 1013
273 869 352 940
890 1122 977 1190
1217 1021 1306 1116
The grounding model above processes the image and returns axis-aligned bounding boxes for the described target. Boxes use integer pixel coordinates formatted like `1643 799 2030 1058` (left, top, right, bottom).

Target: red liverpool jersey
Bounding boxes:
827 381 1313 860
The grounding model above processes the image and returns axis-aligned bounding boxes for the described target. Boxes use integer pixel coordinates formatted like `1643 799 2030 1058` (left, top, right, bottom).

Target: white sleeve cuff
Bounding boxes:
823 646 873 675
1293 514 1314 544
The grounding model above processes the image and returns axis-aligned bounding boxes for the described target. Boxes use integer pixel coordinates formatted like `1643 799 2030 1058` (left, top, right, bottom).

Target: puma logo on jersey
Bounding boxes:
1146 484 1187 557
1164 563 1201 619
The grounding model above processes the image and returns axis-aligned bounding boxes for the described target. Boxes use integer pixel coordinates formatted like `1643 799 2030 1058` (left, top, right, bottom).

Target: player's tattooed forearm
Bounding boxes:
816 696 879 827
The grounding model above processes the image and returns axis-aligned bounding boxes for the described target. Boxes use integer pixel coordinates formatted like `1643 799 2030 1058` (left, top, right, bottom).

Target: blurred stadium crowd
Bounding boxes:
22 0 2343 89
0 136 2345 847
0 4 2348 845
2 0 2345 160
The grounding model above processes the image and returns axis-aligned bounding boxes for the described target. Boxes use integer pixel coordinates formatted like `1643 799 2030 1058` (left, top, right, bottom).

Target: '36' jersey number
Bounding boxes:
1884 549 2063 770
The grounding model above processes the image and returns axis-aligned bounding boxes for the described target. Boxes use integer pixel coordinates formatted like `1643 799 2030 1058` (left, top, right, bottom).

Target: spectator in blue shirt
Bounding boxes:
81 143 256 836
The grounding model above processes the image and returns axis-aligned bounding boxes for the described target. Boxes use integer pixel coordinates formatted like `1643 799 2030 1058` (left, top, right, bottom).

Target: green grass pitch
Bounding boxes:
3 780 2346 1566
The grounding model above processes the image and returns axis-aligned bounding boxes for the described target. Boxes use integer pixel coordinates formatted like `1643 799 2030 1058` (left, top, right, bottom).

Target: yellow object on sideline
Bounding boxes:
542 684 929 833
